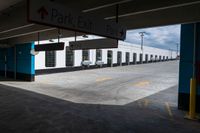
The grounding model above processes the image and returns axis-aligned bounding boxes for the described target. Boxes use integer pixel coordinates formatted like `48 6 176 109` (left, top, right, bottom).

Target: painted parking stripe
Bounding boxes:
96 77 112 82
165 102 173 118
132 80 150 87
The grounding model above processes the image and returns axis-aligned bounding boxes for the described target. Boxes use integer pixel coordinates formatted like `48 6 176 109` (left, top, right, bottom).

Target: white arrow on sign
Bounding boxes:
28 0 127 40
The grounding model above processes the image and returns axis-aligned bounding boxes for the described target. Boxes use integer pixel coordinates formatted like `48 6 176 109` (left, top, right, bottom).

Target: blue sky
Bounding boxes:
125 25 181 51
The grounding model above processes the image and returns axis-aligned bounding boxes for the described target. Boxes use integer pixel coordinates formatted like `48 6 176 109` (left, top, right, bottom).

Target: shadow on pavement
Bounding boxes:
0 84 199 133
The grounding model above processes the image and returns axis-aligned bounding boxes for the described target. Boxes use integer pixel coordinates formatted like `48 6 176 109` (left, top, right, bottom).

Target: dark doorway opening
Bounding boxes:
139 54 143 64
107 50 113 67
133 53 137 64
159 56 162 62
126 52 130 65
66 47 74 67
145 54 148 63
117 51 122 66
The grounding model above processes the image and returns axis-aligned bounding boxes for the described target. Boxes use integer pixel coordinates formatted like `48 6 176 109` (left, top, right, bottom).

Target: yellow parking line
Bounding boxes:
96 77 112 83
165 102 173 118
144 99 149 107
133 80 150 87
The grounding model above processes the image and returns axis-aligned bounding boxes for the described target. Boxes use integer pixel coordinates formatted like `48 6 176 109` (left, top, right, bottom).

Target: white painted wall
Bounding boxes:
35 37 177 70
74 50 82 67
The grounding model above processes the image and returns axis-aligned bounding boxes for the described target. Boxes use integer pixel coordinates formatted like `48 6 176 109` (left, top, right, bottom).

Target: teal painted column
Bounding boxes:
0 48 6 76
0 48 14 78
0 43 35 81
15 42 35 81
179 23 200 112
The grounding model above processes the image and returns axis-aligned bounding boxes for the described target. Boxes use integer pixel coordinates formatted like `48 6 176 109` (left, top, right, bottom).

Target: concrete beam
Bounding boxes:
51 0 130 12
3 29 84 44
116 3 200 29
0 25 56 40
85 0 200 19
0 1 28 33
0 0 23 12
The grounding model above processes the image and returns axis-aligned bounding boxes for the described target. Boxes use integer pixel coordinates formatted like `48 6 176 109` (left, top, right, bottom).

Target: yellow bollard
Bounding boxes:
185 78 197 120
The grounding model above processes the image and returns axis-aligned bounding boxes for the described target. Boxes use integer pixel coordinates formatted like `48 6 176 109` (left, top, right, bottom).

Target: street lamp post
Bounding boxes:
139 32 146 64
169 48 172 60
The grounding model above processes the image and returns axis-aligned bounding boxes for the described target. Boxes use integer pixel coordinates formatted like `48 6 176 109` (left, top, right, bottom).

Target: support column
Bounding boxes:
15 42 35 81
178 23 200 113
0 48 5 77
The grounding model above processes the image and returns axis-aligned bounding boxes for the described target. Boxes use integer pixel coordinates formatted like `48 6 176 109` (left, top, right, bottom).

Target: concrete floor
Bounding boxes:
1 61 179 105
0 61 199 133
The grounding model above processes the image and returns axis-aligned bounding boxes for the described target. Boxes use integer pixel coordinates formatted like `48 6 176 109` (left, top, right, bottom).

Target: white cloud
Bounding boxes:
125 25 181 50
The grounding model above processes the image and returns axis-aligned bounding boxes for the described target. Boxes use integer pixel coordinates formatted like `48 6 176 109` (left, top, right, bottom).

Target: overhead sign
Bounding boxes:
28 0 126 40
35 42 64 51
69 39 118 50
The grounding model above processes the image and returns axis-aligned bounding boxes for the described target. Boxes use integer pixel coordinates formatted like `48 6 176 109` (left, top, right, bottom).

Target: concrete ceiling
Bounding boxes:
0 0 23 11
1 0 200 44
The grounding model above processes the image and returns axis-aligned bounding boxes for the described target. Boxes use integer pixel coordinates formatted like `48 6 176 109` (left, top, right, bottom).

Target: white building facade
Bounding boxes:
35 37 177 74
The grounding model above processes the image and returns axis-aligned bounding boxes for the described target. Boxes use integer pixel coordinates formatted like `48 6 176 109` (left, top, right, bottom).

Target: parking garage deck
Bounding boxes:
1 61 199 132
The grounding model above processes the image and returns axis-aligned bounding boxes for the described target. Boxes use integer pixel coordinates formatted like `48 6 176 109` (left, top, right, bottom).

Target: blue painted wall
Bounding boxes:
196 24 200 95
179 23 200 95
16 43 35 75
0 49 4 70
179 24 195 94
0 42 35 81
7 48 14 73
0 48 15 77
0 49 5 73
